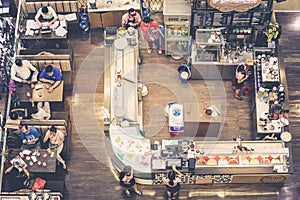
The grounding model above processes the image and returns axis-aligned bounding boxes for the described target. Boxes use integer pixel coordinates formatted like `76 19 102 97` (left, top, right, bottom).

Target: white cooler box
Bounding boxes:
167 103 184 136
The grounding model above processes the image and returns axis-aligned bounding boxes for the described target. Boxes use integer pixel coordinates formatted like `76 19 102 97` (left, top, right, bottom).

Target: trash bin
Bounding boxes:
177 64 191 82
79 13 90 35
142 7 150 18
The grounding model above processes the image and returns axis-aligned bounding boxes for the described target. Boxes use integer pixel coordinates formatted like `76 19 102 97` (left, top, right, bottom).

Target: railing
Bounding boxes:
0 0 23 193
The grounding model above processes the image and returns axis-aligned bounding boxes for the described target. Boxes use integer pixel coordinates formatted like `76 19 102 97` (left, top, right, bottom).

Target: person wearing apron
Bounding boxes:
121 8 142 30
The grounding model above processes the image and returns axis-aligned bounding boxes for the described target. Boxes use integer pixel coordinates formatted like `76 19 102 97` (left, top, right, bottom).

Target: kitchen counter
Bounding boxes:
88 0 140 13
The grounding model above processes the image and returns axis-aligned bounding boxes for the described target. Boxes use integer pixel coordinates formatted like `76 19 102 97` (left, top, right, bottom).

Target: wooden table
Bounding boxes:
32 81 64 102
20 20 68 49
9 149 57 173
183 102 221 137
14 84 32 102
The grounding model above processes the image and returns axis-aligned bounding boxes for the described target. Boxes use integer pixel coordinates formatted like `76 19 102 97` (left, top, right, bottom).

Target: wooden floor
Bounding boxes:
62 12 300 200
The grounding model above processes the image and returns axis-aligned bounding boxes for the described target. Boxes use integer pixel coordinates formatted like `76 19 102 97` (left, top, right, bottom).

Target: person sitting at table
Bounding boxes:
4 158 31 192
34 6 58 28
5 156 30 178
122 8 142 30
4 110 23 131
43 125 66 169
31 101 51 120
39 65 62 93
11 59 38 84
20 125 41 150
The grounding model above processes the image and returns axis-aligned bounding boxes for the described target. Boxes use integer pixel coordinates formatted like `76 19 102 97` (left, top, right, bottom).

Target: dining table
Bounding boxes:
20 19 68 49
9 149 57 173
32 81 64 102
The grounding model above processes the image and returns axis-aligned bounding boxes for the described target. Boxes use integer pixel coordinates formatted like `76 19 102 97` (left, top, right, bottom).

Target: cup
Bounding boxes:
34 30 39 36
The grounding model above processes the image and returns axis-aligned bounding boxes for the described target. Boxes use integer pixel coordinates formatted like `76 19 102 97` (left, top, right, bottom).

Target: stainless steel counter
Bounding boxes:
88 0 140 12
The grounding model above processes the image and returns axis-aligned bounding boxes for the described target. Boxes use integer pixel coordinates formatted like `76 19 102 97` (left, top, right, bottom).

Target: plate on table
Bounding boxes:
281 131 292 142
22 150 32 155
114 38 128 50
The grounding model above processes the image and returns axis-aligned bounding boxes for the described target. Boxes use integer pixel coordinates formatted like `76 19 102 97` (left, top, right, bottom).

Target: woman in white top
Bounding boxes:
162 165 183 200
43 126 66 169
11 59 38 84
35 6 58 27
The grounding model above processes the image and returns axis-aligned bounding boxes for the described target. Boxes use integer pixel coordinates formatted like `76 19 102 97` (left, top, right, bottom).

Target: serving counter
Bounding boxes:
88 0 140 28
251 47 290 139
183 102 221 137
190 28 254 80
88 0 140 12
109 137 292 185
103 30 141 126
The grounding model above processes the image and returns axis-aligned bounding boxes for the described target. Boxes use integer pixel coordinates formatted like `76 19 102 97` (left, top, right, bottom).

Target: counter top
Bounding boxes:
88 0 140 13
184 102 221 122
163 0 191 16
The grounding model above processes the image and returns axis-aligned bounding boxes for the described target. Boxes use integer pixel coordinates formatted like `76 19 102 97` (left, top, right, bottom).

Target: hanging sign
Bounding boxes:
209 0 262 12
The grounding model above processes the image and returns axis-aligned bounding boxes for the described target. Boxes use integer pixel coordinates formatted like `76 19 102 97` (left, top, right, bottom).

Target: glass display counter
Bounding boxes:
163 0 191 58
109 125 151 173
192 28 223 64
151 140 291 185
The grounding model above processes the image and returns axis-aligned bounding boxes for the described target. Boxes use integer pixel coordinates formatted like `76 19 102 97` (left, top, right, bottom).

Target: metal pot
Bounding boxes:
117 27 126 37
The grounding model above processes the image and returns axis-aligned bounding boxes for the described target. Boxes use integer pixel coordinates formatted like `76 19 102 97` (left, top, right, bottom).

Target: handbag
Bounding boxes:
32 177 47 191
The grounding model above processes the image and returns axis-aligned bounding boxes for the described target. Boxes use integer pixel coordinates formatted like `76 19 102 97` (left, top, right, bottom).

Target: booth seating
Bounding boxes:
22 0 79 23
5 119 70 194
7 119 70 160
16 49 73 91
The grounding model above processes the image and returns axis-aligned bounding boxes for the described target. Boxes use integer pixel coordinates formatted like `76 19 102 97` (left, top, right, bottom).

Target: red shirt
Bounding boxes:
140 21 160 42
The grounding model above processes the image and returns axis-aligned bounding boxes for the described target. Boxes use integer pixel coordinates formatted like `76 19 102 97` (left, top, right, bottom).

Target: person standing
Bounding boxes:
140 17 162 55
121 8 142 30
162 165 183 200
20 125 41 150
11 59 38 84
35 6 58 28
43 126 66 169
234 62 249 100
119 165 142 197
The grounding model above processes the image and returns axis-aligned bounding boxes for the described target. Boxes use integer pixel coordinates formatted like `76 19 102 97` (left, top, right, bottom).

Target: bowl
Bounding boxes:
127 27 135 35
117 27 126 37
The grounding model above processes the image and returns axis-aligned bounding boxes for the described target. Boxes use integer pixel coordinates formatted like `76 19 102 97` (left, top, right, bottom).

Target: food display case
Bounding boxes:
191 29 223 64
109 125 151 173
152 140 291 185
193 141 288 170
163 0 191 58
